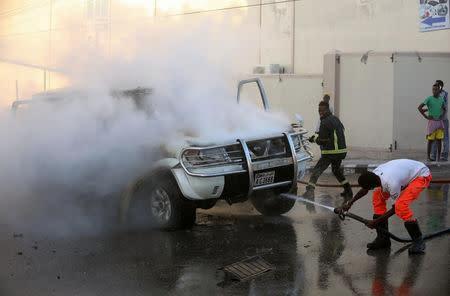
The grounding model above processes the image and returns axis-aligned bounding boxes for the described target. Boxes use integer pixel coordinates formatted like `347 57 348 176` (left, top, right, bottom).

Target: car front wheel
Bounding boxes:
126 171 196 230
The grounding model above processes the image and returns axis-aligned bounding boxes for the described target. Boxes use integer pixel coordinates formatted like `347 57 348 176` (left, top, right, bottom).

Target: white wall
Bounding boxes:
294 0 450 73
6 0 450 106
1 1 450 152
393 53 450 150
260 1 293 71
336 52 450 151
339 54 394 149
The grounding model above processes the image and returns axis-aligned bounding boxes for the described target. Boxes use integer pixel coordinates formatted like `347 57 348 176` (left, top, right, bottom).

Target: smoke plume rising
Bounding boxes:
0 19 291 236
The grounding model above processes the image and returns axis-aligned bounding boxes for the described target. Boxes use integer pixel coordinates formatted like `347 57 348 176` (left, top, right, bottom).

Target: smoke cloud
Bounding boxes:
0 19 291 236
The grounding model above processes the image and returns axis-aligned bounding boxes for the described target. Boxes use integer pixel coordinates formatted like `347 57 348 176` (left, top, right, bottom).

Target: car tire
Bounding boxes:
127 171 196 230
250 187 296 216
196 199 218 210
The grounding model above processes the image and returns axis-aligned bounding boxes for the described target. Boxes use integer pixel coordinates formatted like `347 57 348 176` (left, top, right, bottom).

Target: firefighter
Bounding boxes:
340 159 431 254
303 101 353 200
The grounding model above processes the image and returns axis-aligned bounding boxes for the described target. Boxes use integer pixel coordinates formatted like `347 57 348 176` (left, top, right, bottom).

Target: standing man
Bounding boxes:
430 80 448 161
340 159 431 254
418 82 445 161
303 101 353 199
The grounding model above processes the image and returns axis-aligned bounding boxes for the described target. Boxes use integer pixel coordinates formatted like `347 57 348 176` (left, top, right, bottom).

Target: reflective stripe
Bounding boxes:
308 182 316 188
340 179 349 185
321 130 346 154
322 148 347 154
334 130 338 151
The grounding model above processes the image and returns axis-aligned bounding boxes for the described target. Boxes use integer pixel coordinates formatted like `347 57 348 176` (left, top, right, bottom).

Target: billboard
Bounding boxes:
419 0 449 32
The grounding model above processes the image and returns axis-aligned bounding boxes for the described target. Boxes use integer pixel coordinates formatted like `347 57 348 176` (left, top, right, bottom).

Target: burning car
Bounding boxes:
10 78 313 230
119 78 313 230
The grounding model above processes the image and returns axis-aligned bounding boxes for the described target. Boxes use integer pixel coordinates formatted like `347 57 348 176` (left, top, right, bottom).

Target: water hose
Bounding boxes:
334 208 450 243
298 179 450 188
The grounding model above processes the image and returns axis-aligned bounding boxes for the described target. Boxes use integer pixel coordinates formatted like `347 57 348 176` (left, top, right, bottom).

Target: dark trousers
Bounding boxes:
309 156 346 185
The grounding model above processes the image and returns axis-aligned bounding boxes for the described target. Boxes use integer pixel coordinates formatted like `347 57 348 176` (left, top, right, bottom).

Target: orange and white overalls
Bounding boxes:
372 159 431 222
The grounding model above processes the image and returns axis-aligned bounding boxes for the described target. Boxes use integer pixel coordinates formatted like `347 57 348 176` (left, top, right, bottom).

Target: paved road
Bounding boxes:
1 175 449 296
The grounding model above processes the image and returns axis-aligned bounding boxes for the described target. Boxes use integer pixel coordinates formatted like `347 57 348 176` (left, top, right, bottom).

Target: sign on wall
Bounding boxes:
419 0 449 31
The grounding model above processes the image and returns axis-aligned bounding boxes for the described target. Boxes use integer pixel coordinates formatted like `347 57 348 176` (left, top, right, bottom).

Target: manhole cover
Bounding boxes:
222 256 272 281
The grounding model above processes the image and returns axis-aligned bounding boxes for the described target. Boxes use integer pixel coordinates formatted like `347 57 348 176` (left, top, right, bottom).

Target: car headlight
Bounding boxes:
181 145 245 175
198 148 230 163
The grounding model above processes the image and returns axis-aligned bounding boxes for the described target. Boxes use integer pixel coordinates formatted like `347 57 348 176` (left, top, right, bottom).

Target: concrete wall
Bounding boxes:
0 0 83 105
1 0 450 151
393 53 450 150
335 51 450 151
3 0 450 106
294 0 450 73
339 54 394 149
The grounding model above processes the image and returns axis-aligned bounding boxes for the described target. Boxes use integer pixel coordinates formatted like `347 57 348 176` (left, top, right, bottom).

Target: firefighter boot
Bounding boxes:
340 183 353 201
367 215 391 250
404 219 425 254
303 185 315 197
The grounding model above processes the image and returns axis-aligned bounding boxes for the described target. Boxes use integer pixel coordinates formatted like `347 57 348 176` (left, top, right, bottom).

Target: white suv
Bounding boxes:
11 79 313 230
119 78 313 229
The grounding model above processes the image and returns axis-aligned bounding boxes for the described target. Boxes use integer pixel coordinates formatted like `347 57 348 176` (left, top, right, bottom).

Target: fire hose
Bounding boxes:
333 208 450 242
281 194 450 243
298 179 450 188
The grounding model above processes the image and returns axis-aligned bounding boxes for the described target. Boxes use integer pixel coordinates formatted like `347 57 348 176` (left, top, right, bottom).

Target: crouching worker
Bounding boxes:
340 159 431 254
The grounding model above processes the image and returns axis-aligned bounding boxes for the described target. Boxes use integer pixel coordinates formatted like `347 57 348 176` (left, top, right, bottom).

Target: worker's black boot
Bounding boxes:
404 219 425 254
367 215 391 250
303 185 315 197
340 183 353 201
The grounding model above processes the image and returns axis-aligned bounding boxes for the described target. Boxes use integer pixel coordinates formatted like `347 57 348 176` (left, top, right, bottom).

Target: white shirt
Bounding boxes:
373 159 430 202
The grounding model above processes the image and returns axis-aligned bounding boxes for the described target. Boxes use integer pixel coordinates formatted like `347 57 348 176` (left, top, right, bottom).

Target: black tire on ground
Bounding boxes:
250 187 296 216
127 171 196 230
196 199 218 210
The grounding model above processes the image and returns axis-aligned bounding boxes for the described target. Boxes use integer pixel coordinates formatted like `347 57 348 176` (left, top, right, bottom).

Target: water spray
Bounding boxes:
281 194 450 243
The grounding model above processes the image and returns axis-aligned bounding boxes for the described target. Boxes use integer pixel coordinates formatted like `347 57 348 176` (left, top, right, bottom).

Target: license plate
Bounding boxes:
254 171 275 186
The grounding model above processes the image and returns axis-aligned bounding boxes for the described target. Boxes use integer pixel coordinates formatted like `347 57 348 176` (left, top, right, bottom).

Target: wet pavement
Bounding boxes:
1 174 449 296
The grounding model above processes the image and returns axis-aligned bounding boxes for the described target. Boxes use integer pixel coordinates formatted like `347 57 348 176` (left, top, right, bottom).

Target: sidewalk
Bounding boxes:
306 147 450 174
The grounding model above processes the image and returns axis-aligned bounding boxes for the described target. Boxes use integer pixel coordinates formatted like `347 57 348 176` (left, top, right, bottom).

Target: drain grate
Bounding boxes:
222 256 272 281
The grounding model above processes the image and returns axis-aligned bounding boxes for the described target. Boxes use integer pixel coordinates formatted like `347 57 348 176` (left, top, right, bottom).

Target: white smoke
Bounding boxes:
0 19 291 236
